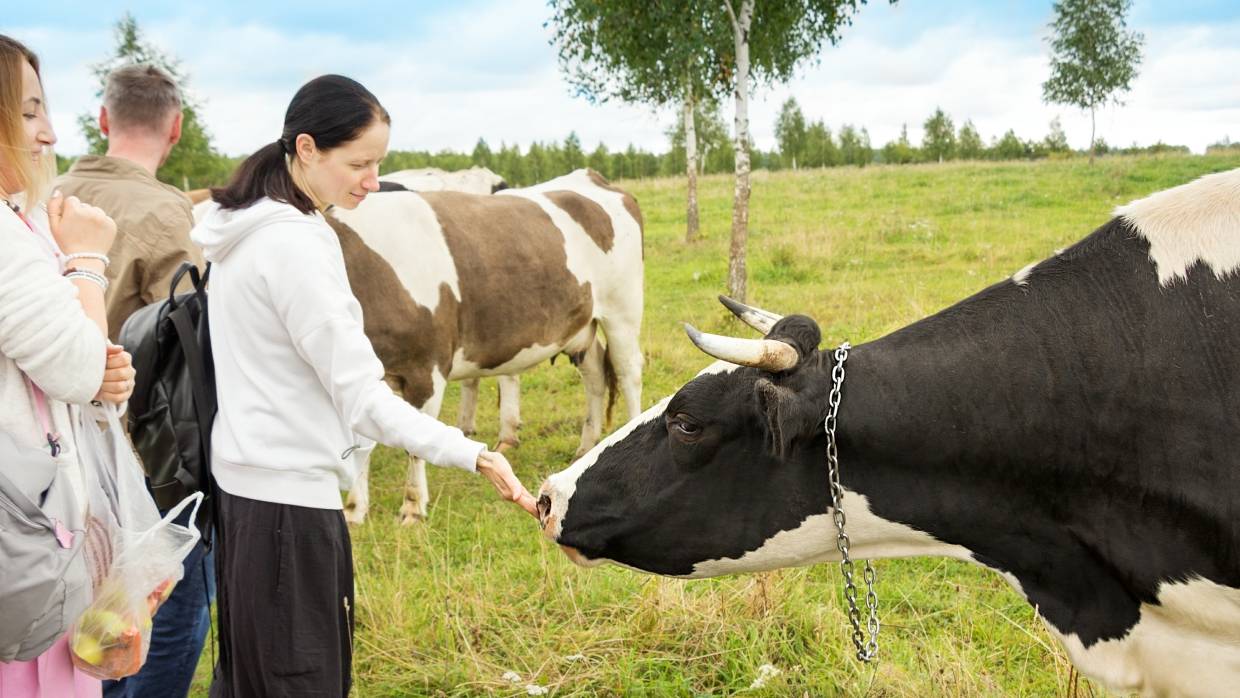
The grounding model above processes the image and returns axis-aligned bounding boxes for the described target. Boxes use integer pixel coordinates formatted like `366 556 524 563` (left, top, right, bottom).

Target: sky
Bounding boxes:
9 1 1240 158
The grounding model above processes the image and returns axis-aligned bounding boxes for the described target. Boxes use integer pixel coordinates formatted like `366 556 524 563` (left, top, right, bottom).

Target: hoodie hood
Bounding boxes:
192 197 320 262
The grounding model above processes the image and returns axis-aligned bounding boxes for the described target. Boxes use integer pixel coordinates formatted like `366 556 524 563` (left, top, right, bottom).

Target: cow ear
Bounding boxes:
755 378 803 459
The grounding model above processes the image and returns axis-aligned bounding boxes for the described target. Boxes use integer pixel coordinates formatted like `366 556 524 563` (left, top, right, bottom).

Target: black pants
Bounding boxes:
210 490 354 698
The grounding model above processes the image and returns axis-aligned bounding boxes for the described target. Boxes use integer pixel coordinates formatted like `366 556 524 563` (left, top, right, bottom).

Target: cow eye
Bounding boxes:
667 414 701 438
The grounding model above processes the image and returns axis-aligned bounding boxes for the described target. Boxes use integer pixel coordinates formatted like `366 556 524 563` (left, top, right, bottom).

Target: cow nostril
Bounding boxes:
537 494 551 521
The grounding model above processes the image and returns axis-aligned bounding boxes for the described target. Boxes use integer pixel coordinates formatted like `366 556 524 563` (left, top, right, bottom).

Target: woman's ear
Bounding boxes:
294 133 317 163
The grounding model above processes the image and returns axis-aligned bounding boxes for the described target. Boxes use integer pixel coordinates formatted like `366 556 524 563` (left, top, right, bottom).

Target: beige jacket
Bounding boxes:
55 156 204 342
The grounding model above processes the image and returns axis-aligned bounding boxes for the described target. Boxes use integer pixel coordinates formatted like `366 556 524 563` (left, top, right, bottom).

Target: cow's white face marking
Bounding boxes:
1116 167 1240 286
543 361 737 543
331 193 459 310
688 492 973 578
541 396 672 540
1046 577 1240 697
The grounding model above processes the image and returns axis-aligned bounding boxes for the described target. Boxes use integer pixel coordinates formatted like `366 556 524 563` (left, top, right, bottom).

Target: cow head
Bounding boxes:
538 296 847 577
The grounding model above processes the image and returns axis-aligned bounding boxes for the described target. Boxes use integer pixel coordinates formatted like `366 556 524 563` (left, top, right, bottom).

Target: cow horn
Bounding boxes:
718 295 784 335
684 324 799 371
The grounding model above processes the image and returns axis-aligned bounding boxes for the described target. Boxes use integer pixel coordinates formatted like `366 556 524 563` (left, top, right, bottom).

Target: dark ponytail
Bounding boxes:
211 74 390 214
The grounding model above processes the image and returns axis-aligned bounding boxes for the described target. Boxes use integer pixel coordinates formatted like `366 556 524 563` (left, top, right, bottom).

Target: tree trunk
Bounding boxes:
725 0 754 303
684 95 700 243
1089 106 1096 165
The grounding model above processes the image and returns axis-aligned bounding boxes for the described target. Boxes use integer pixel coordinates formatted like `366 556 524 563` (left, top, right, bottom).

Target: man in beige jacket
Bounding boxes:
56 63 202 344
55 63 208 698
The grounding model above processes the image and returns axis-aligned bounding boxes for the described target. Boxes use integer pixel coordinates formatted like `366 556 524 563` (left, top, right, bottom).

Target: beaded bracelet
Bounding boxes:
64 252 111 268
64 267 110 293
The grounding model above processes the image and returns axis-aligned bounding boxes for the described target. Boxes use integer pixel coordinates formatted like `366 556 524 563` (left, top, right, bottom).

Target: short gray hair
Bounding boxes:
103 63 181 131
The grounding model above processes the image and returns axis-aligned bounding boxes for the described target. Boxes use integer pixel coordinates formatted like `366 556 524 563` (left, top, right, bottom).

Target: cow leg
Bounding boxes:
343 458 371 525
399 376 447 526
345 375 410 525
600 317 644 421
574 337 608 458
457 378 480 436
496 375 521 451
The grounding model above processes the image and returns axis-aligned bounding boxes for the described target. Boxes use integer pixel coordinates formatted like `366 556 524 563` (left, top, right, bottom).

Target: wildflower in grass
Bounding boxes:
502 671 522 684
525 684 549 696
563 653 586 662
749 663 781 689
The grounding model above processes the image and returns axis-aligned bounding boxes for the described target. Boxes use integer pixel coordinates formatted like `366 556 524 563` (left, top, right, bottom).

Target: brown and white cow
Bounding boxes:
332 168 644 524
377 167 513 448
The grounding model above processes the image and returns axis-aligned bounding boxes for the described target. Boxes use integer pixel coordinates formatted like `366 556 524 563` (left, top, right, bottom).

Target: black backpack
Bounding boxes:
118 262 215 527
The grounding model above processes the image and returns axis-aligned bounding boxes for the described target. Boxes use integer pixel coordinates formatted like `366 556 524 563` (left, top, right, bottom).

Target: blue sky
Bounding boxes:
10 1 1240 157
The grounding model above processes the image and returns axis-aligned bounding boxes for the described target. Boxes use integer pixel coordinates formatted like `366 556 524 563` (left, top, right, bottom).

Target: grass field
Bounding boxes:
192 152 1240 696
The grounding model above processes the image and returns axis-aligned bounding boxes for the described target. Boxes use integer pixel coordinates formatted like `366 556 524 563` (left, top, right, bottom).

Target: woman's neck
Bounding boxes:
287 159 328 212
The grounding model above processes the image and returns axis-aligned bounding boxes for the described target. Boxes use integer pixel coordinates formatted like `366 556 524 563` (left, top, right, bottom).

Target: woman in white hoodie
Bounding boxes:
193 75 537 697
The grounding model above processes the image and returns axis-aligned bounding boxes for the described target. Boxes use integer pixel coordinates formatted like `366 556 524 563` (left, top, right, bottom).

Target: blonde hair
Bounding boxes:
0 35 55 206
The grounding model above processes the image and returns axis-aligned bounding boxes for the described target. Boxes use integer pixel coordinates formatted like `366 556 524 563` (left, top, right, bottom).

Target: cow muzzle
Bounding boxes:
536 484 562 541
536 494 552 530
537 478 606 567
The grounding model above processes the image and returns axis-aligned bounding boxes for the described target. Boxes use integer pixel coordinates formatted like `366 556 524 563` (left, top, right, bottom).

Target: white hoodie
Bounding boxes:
192 197 483 509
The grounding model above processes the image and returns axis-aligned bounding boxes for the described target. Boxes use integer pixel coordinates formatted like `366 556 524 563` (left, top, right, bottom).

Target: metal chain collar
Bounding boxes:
825 341 880 662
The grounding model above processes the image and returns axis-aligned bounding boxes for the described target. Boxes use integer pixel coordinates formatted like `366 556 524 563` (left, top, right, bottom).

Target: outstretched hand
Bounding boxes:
475 450 538 517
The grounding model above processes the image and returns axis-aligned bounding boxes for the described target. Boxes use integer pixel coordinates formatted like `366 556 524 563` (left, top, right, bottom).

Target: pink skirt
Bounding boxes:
0 635 101 698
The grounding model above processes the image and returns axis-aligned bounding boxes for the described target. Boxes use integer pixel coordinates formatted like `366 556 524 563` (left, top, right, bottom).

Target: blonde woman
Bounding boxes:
0 35 135 698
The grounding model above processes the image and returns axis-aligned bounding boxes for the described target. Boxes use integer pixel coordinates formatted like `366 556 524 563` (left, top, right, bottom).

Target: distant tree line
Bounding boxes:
375 98 1196 188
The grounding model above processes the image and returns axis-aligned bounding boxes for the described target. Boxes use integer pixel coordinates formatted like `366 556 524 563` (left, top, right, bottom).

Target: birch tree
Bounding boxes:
716 0 889 301
549 1 714 242
551 0 889 298
1042 0 1143 164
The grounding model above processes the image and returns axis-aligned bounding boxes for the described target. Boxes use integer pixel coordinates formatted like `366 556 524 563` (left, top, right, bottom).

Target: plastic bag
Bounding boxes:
68 404 203 680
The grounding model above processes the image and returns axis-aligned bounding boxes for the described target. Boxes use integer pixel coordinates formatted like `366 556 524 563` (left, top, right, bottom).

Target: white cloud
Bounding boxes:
15 7 1237 158
754 19 1240 153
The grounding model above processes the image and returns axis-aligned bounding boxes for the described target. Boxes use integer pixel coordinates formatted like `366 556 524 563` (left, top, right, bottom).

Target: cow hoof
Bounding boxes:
399 513 426 526
496 440 519 453
343 506 367 526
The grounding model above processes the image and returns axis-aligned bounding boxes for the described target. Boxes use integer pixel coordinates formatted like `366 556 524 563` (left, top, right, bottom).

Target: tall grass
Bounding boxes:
193 153 1240 696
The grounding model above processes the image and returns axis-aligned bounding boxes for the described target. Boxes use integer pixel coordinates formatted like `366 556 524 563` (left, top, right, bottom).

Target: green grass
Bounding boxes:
192 152 1240 696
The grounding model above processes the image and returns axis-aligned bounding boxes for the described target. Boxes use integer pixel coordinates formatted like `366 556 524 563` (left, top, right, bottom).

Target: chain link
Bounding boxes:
825 342 880 662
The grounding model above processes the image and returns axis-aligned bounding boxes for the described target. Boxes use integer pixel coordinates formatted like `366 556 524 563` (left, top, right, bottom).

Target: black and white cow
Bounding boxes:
538 168 1240 697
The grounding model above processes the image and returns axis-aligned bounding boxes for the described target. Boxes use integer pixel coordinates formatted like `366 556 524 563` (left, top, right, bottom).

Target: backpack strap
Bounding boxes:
169 294 213 473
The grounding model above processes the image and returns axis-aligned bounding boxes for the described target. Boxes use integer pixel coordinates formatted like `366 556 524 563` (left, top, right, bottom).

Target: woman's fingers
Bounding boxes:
500 472 539 517
102 364 136 383
94 345 135 403
513 490 539 517
476 450 539 516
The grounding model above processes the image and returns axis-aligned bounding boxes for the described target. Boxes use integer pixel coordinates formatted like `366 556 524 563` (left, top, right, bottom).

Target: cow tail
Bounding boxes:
603 340 618 429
